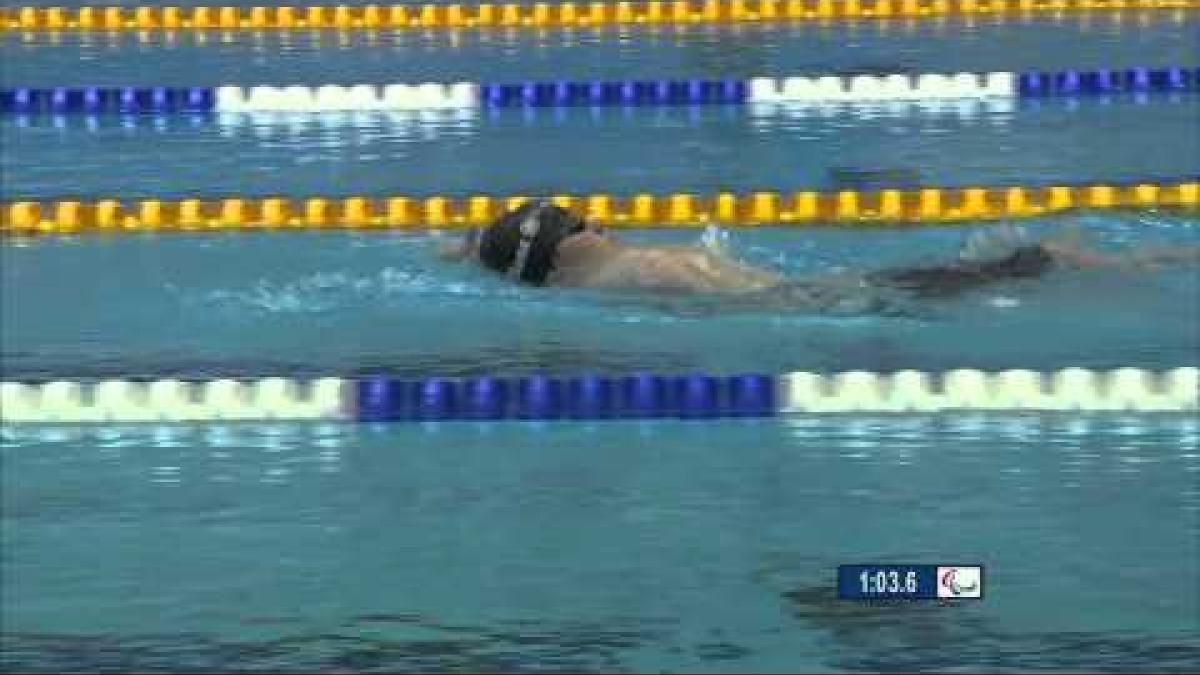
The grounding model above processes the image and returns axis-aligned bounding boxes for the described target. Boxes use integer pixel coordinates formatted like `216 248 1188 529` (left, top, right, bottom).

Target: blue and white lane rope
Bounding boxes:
1 368 1196 424
2 68 1197 113
0 98 1012 137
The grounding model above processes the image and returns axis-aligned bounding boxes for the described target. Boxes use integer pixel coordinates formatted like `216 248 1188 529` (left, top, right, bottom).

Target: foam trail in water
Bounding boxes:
178 265 502 315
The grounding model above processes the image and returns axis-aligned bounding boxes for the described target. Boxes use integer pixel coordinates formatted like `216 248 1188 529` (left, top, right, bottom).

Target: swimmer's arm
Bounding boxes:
1042 241 1200 270
1039 242 1120 268
1126 244 1200 268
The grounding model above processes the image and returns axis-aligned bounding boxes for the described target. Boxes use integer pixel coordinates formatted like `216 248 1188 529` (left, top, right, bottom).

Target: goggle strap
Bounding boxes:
507 203 545 280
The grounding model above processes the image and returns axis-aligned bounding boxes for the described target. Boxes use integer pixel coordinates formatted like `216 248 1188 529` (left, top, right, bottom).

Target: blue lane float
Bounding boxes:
480 79 748 106
1016 68 1198 96
2 68 1196 114
0 86 217 113
352 373 778 422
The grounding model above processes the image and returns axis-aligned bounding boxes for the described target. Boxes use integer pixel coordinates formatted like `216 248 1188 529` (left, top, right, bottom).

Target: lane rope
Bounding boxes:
15 93 1191 137
0 100 1004 137
3 68 1196 113
3 180 1196 234
2 368 1195 423
19 93 1193 139
3 1 1197 33
5 11 1191 47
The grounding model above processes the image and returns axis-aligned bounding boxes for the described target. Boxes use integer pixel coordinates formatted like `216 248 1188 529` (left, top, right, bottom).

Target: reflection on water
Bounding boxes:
780 413 1199 486
3 414 1196 485
2 421 355 450
215 110 480 144
747 97 1015 128
2 110 479 143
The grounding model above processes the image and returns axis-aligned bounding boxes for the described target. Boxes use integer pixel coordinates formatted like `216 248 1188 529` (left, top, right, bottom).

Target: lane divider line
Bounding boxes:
3 1 1197 34
2 368 1195 423
3 68 1197 113
3 181 1197 234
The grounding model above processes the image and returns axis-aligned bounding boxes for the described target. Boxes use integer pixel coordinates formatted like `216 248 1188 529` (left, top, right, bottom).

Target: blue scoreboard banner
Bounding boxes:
838 565 985 600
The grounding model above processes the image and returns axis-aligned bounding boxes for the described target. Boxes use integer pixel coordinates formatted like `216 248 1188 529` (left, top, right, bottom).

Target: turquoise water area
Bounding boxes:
2 417 1198 672
2 14 1199 673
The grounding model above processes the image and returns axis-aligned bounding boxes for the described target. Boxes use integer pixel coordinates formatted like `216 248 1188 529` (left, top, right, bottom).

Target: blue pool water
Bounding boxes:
3 13 1200 673
2 417 1198 672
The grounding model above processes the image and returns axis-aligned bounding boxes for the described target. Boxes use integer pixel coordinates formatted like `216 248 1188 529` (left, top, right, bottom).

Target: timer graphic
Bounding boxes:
862 568 919 595
838 565 984 600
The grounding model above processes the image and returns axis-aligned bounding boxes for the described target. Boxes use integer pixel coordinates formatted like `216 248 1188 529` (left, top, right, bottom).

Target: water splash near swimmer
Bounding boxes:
957 223 1034 263
700 223 732 256
679 223 926 319
177 265 510 316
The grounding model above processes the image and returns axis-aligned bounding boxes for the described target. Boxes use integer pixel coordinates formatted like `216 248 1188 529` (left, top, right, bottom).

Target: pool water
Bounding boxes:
2 416 1198 672
3 13 1199 673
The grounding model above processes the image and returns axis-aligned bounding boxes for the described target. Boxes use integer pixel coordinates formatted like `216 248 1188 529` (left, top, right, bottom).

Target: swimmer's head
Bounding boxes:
477 201 589 284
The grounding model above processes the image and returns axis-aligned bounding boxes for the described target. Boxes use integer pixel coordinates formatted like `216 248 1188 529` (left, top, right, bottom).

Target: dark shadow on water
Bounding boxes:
0 614 670 673
779 582 1200 673
828 166 923 192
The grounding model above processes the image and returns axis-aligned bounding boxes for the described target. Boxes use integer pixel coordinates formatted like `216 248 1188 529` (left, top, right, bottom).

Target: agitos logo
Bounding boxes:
936 566 983 599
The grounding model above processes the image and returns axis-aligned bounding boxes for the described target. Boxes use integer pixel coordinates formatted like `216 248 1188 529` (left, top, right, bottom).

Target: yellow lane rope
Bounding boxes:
2 1 1196 34
3 182 1196 235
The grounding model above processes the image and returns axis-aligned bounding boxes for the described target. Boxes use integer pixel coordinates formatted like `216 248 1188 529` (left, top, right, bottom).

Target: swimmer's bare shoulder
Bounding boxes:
576 246 782 294
553 247 692 292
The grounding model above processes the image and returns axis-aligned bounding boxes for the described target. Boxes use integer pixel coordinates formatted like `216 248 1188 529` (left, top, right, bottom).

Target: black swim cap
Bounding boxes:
478 202 586 285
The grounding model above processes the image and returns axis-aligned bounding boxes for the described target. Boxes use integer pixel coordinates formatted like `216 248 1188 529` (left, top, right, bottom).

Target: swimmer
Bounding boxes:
440 201 781 294
441 201 1200 306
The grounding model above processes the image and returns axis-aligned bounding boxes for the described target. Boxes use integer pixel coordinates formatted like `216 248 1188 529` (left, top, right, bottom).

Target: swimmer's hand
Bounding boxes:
958 224 1032 262
700 224 731 256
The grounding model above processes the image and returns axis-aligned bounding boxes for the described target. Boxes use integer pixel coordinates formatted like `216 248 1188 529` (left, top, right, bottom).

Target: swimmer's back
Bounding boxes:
558 246 781 294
